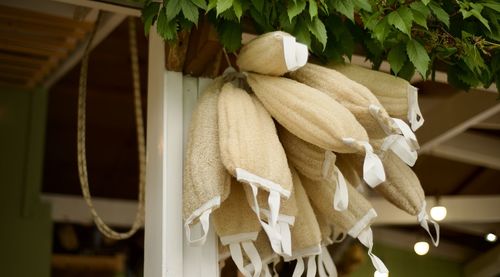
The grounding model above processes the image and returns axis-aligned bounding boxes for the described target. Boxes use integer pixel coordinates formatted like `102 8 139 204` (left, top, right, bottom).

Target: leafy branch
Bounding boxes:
141 0 500 92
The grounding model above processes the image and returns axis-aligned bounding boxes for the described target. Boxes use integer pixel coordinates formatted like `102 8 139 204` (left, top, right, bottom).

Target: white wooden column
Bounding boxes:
144 29 219 277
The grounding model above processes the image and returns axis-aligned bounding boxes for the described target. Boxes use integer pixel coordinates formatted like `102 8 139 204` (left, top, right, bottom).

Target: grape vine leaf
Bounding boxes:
407 39 430 77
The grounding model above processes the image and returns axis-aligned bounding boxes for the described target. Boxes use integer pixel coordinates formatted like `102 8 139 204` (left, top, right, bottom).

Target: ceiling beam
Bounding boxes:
414 83 500 153
41 12 126 89
52 0 141 17
428 131 500 170
464 245 500 277
370 195 500 225
473 112 500 131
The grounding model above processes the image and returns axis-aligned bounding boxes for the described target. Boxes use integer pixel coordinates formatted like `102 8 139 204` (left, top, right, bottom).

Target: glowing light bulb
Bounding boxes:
485 233 497 242
374 271 389 277
414 241 429 256
430 206 447 221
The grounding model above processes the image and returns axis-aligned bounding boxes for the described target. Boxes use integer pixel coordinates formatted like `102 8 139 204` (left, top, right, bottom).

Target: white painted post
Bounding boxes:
145 29 219 277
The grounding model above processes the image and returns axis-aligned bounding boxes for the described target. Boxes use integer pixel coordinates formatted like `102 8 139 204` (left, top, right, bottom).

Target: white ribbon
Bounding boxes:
381 134 418 167
357 228 389 275
408 85 424 131
279 221 292 256
184 197 220 246
282 35 309 71
322 151 349 211
230 243 253 277
247 183 284 255
342 138 386 188
320 247 337 277
242 241 263 277
292 257 305 277
263 263 272 277
307 256 317 277
392 118 420 151
417 202 440 247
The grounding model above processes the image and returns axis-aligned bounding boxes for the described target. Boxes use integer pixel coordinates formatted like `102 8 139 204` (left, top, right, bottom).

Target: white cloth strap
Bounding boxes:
282 35 309 71
230 241 262 277
322 151 348 211
247 183 284 255
230 243 253 277
307 256 317 277
292 257 305 277
279 221 292 256
320 247 337 277
263 263 272 277
408 85 424 131
417 202 440 247
184 208 211 246
358 228 389 274
392 118 419 151
381 134 418 166
342 138 386 187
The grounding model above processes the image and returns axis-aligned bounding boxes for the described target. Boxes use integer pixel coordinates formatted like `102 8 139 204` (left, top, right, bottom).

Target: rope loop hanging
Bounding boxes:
77 15 146 240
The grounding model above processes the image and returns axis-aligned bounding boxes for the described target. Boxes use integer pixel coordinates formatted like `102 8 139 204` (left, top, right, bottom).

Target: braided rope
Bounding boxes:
77 16 145 240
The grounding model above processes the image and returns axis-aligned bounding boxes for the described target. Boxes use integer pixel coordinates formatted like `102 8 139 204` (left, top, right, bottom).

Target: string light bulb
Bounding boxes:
414 241 429 256
430 196 447 221
485 233 497 242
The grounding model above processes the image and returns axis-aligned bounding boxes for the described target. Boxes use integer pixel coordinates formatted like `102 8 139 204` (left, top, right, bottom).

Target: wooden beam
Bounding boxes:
52 0 141 17
371 195 500 225
473 112 500 130
415 82 500 153
52 254 125 272
464 245 500 277
429 131 500 170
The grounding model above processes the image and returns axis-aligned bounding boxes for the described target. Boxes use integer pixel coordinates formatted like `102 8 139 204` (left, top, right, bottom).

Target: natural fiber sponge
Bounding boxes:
183 77 231 246
375 151 425 216
330 63 424 130
218 82 292 195
237 31 308 76
247 73 368 153
289 63 394 139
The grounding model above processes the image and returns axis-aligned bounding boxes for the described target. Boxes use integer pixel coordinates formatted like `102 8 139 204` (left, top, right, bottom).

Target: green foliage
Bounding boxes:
140 0 500 92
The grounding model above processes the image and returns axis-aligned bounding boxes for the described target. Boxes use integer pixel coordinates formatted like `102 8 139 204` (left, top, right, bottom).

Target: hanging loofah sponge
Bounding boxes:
183 77 231 246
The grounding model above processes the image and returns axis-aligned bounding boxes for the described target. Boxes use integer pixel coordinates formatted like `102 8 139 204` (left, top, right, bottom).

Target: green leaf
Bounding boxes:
232 0 243 20
287 0 306 21
410 1 430 17
373 17 390 42
429 2 449 28
157 7 177 40
411 9 428 29
207 0 217 11
190 0 207 9
307 17 327 49
166 0 182 21
387 6 414 36
141 2 160 35
422 0 431 5
309 0 318 19
406 39 430 77
251 0 265 12
331 0 355 21
398 60 416 80
387 44 407 75
482 2 500 12
294 17 312 47
181 1 199 24
218 20 242 52
461 3 491 31
216 0 233 16
353 0 372 12
362 11 381 30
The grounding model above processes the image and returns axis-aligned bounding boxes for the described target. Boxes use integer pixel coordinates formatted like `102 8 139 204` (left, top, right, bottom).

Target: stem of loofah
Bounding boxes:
418 201 440 247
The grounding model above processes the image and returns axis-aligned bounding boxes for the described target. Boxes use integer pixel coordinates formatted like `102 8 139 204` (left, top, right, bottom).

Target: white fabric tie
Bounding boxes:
342 138 386 188
418 201 440 247
279 221 292 256
230 241 262 277
381 134 418 166
184 207 212 246
248 183 284 255
292 257 305 277
320 247 338 277
358 228 389 275
282 35 309 71
408 85 424 131
322 151 349 211
392 118 419 151
307 256 317 277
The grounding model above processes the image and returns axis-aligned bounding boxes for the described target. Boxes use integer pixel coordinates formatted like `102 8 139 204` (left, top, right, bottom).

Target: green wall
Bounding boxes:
0 87 52 277
351 243 463 277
